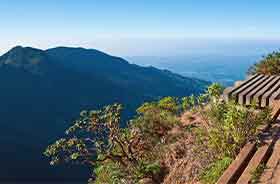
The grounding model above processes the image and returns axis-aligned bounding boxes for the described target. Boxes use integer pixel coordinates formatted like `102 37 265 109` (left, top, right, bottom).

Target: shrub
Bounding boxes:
206 82 224 100
137 96 179 115
44 83 272 183
248 50 280 75
193 83 271 158
158 96 179 114
193 83 271 183
199 100 271 158
134 161 161 179
133 97 180 142
182 95 196 111
181 83 223 112
93 162 124 184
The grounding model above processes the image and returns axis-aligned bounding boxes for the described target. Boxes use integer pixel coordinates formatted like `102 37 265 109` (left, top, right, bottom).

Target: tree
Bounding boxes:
44 104 140 180
248 51 280 75
44 103 166 183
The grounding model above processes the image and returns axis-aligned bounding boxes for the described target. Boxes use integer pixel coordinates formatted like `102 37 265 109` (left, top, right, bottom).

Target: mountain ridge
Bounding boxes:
0 45 209 181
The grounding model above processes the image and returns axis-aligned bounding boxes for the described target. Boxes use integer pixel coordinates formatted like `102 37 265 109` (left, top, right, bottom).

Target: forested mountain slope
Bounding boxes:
0 46 209 181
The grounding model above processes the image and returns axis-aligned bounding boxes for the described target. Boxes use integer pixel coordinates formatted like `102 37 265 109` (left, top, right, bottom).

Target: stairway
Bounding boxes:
219 74 280 183
217 119 280 184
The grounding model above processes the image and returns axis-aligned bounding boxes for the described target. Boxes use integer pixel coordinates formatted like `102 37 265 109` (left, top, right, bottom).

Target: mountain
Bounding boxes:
0 46 209 182
46 47 207 97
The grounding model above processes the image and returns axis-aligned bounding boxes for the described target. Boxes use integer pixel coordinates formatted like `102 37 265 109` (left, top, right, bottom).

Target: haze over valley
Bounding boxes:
127 39 280 86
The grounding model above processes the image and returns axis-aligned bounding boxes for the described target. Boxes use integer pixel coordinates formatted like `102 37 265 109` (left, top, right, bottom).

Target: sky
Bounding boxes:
0 0 280 56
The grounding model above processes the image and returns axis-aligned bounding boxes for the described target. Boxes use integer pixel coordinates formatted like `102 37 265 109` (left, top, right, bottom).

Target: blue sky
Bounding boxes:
0 0 280 56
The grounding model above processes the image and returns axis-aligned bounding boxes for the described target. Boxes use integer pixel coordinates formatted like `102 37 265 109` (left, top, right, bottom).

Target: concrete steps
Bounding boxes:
219 74 280 183
259 139 280 183
218 121 280 184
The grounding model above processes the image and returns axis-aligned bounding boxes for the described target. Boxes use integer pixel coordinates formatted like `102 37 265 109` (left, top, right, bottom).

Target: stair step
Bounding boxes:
236 139 274 184
259 139 280 183
217 143 256 184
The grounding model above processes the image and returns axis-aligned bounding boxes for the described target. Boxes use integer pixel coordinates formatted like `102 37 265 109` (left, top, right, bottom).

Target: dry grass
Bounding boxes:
161 111 212 184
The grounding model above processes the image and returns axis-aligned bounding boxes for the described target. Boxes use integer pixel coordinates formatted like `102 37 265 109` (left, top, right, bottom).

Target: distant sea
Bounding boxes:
127 54 261 87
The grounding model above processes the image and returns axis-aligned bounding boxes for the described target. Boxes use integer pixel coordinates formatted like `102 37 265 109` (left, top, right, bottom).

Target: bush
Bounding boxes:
133 97 180 143
158 96 179 114
44 84 272 184
181 83 223 112
93 162 124 184
192 83 271 158
199 99 271 158
206 82 224 99
248 50 280 75
182 95 196 111
195 83 271 183
137 96 179 115
134 161 161 179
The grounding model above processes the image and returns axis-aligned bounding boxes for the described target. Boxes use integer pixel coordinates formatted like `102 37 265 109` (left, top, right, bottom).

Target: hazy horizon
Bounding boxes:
1 39 280 58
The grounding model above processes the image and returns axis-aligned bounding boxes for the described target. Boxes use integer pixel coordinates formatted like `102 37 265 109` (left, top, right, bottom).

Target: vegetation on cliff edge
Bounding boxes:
44 83 271 183
248 50 280 75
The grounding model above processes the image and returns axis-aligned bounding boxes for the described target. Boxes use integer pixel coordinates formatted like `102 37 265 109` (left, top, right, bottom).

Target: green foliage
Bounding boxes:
93 154 162 183
134 161 161 179
181 94 198 111
194 83 271 183
133 96 180 144
190 95 196 110
93 162 124 184
44 138 88 165
189 94 196 107
45 98 178 183
44 104 145 182
44 104 129 169
248 50 280 75
199 99 271 158
200 157 233 184
193 83 271 159
181 96 190 111
206 83 224 100
181 83 223 112
158 97 179 114
44 83 272 184
137 96 179 115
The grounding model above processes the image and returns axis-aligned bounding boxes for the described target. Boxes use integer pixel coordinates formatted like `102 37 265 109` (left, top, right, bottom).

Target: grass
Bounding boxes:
199 157 233 184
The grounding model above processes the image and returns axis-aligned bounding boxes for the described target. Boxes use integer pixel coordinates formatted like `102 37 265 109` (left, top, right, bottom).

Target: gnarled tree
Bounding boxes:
44 104 141 181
